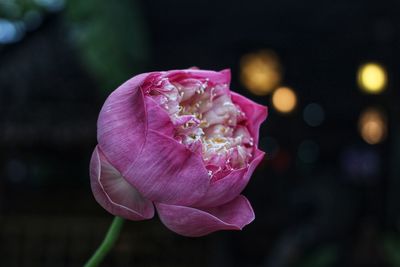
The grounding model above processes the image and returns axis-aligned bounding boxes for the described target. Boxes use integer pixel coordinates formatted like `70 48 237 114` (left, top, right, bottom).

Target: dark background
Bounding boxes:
1 0 400 266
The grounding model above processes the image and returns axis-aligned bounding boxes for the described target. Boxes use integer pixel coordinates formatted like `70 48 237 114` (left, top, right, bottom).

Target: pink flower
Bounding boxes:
90 69 267 237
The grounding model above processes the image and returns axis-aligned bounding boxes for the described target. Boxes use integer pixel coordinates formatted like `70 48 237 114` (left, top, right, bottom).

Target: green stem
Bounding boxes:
84 216 125 267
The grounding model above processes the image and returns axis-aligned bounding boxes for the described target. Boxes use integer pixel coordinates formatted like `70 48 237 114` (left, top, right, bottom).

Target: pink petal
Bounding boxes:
230 92 268 144
97 73 149 175
167 69 231 85
144 96 175 136
122 130 210 206
194 149 265 207
156 195 255 237
90 146 154 220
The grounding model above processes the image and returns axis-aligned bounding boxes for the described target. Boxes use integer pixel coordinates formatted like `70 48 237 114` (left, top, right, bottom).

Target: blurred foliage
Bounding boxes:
0 0 64 19
297 245 337 267
65 0 151 93
384 234 400 266
0 0 64 45
0 0 150 92
0 0 40 19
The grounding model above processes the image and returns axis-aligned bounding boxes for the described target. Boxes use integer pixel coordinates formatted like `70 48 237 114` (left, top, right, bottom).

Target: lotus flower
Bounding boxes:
90 69 267 237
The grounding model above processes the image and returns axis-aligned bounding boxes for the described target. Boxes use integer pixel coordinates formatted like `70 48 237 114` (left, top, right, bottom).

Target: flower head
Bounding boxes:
90 69 267 237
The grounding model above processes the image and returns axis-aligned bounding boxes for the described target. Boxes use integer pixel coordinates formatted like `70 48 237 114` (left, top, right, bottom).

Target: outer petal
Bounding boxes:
97 71 209 206
90 146 155 220
123 130 210 206
167 69 231 85
194 149 265 207
156 195 255 237
97 73 150 174
231 92 268 144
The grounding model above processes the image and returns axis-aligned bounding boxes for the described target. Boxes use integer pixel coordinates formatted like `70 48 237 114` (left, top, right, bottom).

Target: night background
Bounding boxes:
1 0 400 266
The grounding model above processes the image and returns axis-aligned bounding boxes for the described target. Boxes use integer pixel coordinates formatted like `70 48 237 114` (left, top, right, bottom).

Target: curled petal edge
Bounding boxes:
90 146 155 221
231 92 268 144
156 195 255 237
194 149 265 208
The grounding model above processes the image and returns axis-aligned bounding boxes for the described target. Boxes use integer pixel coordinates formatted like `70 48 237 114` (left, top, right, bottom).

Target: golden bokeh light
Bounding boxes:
272 87 297 113
357 63 387 94
240 50 281 95
358 108 387 145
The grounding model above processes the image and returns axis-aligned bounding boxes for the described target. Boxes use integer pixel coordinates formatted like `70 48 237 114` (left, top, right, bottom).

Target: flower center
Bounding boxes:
146 74 253 177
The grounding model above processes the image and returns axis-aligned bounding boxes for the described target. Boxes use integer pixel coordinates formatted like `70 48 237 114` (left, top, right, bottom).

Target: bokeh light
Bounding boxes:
240 50 281 95
358 107 387 145
0 19 25 44
303 103 325 127
272 86 297 113
357 62 387 94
